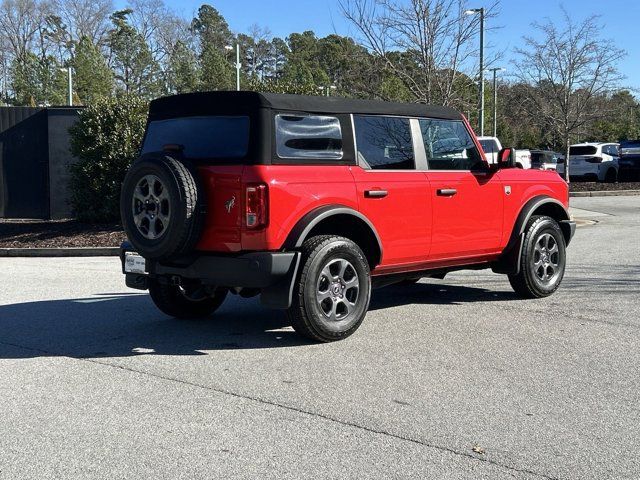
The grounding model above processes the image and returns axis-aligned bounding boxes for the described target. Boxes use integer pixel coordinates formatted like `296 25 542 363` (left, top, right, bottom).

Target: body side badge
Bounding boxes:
504 186 512 196
225 196 236 213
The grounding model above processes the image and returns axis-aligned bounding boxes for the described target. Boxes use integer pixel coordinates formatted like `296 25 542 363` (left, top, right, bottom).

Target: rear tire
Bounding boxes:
604 168 617 183
287 235 371 342
508 215 566 299
148 279 227 319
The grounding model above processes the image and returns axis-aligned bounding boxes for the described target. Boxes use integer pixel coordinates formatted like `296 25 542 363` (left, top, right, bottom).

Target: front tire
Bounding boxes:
148 279 227 319
508 215 566 298
287 235 372 342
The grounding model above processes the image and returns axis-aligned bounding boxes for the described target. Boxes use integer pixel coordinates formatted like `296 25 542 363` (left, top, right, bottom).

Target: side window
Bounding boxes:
275 114 343 160
418 119 482 170
353 116 415 170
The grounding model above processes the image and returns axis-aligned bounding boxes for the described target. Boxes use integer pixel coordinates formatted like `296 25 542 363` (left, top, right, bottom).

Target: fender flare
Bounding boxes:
493 196 572 275
284 205 383 262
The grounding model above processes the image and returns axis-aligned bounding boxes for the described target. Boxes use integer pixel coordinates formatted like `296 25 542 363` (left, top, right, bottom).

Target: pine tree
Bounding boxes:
168 41 200 94
73 36 114 105
108 9 161 98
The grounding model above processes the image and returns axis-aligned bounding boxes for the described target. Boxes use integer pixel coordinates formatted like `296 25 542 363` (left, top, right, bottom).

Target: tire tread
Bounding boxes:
286 235 370 342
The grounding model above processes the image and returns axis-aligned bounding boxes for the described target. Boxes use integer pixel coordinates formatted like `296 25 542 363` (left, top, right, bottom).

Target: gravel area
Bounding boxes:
0 220 125 248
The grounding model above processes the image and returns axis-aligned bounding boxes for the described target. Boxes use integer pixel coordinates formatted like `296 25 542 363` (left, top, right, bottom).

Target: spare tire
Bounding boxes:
120 154 205 260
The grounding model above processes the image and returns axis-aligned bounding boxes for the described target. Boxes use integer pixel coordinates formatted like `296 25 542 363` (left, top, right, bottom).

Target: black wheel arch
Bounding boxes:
284 205 383 269
493 196 573 275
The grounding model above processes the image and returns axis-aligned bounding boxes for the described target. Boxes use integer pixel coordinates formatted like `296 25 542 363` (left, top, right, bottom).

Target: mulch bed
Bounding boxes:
1 180 639 249
0 220 126 248
570 181 640 192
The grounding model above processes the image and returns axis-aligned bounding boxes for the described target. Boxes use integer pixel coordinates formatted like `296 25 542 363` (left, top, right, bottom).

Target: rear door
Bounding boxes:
350 115 432 267
418 118 504 260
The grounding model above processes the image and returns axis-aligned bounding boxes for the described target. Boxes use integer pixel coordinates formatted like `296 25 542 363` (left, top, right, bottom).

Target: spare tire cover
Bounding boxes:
120 154 205 260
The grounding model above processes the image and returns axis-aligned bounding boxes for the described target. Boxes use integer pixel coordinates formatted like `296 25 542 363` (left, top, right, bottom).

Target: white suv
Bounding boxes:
568 143 619 182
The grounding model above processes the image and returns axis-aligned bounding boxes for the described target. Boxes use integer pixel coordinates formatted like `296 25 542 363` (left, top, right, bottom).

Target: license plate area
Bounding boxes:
124 252 146 274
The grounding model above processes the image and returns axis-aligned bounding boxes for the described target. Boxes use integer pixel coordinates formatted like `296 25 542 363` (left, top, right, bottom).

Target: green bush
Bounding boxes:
69 94 148 222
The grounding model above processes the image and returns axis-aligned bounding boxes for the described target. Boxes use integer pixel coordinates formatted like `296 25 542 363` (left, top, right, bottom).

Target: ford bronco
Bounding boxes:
120 92 575 342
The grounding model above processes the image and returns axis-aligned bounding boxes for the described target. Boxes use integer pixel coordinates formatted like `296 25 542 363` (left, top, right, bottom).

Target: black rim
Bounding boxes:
132 174 171 240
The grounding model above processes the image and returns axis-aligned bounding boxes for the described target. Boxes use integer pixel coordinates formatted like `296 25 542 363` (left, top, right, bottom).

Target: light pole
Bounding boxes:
465 8 484 135
225 44 241 91
60 67 73 106
489 67 505 138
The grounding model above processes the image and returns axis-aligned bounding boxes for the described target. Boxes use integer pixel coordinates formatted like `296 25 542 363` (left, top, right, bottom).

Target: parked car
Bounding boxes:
530 150 560 171
119 92 575 342
618 140 640 181
478 136 531 169
568 142 619 182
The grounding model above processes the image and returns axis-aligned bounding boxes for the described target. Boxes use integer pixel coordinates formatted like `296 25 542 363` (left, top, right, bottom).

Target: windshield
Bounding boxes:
569 145 597 156
142 116 250 159
531 152 544 163
479 139 499 153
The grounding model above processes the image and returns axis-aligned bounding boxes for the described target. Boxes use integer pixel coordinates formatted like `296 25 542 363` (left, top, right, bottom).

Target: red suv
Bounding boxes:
120 92 575 342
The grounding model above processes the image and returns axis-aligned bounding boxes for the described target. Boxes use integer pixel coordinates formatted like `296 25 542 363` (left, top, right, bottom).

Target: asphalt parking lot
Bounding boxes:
1 196 638 479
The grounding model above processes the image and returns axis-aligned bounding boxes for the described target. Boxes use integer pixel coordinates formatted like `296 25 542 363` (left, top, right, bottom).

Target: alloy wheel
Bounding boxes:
132 174 171 240
531 233 561 284
316 258 360 322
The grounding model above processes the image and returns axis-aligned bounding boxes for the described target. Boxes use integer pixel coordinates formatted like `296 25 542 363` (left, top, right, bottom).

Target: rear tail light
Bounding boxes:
245 183 268 229
585 156 603 163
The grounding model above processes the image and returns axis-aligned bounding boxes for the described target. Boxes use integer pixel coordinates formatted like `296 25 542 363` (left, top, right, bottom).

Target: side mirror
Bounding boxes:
497 147 517 169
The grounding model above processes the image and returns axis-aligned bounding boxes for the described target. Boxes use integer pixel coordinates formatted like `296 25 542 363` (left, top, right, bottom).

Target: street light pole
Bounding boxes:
67 67 73 106
489 67 504 138
466 8 485 135
225 44 242 91
60 67 73 106
235 43 241 91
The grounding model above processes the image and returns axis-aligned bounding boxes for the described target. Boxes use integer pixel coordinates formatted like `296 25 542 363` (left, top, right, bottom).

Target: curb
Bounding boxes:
570 190 640 197
0 247 119 258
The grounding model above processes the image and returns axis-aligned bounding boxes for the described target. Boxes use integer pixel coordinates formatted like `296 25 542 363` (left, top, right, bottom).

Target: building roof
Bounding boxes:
148 91 462 121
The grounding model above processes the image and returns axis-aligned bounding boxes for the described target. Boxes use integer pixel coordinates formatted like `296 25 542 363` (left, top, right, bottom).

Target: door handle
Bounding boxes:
437 188 458 196
365 190 388 198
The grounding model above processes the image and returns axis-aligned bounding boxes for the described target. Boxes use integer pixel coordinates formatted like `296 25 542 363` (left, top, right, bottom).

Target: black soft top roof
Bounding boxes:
148 91 462 121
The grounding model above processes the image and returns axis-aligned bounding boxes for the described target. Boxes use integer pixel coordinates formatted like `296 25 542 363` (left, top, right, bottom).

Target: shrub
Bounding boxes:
69 94 148 222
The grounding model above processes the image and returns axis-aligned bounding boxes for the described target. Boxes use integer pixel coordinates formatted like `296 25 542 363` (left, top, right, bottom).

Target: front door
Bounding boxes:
350 115 431 267
417 118 504 260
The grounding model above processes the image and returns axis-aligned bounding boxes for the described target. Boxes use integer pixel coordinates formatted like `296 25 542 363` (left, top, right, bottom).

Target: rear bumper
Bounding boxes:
120 242 301 309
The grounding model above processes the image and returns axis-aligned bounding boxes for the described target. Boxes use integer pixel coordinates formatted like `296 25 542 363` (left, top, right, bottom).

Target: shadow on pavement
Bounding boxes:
370 282 520 310
0 281 521 360
0 294 310 359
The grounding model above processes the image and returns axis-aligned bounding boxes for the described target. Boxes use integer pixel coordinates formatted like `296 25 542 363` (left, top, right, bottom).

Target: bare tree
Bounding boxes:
515 9 626 180
239 24 272 79
0 0 50 61
340 0 498 109
52 0 112 46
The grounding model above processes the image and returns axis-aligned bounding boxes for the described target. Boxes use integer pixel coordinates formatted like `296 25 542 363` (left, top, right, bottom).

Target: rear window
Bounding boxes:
275 114 343 160
569 145 597 156
142 116 249 159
